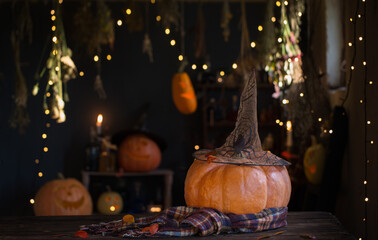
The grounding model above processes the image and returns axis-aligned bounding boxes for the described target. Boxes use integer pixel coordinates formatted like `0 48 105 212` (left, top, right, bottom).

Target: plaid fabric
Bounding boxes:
80 206 288 237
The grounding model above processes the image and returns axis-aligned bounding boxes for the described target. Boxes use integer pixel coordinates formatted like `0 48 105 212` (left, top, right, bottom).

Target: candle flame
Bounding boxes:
286 121 292 131
97 114 103 125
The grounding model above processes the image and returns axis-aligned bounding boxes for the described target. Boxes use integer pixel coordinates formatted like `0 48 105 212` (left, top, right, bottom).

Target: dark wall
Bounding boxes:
0 1 266 215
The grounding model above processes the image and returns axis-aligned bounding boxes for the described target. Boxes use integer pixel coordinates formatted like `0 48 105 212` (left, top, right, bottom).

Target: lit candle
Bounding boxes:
96 114 103 135
286 121 293 150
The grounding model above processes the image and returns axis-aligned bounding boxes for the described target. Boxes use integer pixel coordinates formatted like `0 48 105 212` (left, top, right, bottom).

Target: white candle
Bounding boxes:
96 114 103 135
286 120 293 148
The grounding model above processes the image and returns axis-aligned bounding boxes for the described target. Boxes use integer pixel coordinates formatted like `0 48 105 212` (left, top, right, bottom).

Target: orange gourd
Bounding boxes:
118 134 161 172
172 72 197 114
185 160 291 214
34 177 93 216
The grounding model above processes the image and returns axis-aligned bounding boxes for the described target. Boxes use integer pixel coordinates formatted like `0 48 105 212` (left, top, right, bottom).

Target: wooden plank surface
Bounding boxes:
0 212 356 239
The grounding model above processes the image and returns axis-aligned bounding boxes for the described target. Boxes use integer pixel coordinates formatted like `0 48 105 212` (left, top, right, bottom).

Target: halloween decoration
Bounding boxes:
34 175 93 216
158 0 180 30
303 136 326 185
185 70 291 214
118 134 162 172
142 4 153 63
97 186 123 215
172 72 197 115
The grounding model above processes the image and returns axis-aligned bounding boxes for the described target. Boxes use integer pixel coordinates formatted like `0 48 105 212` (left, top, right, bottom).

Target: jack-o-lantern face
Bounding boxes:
118 134 161 172
97 191 123 215
34 178 93 216
172 72 197 114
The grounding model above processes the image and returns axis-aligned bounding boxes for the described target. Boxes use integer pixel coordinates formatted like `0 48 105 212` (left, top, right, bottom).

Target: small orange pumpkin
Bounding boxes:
118 134 161 172
97 187 123 215
172 72 197 114
34 177 93 216
185 160 291 214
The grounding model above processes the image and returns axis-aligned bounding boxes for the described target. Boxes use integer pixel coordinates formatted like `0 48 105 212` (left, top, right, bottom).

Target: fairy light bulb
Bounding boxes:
202 64 208 70
282 99 289 104
367 121 371 125
117 20 122 26
30 199 35 204
271 17 276 22
276 1 281 7
349 17 353 22
329 129 333 134
370 141 374 144
300 92 304 97
55 66 59 72
42 133 47 139
178 55 183 61
363 61 366 65
53 50 57 55
369 81 373 85
364 181 367 184
278 37 283 43
217 78 223 83
51 26 56 31
46 123 51 128
359 36 363 41
283 20 288 25
279 122 284 126
52 36 57 43
318 117 322 122
194 145 200 150
220 71 225 76
110 206 116 212
35 159 39 164
126 9 132 15
170 39 176 46
192 64 197 70
232 63 237 69
45 109 50 115
38 172 43 177
165 28 170 35
156 15 161 22
250 42 256 48
358 14 361 18
348 42 352 46
284 1 288 5
106 54 112 61
79 71 84 76
51 10 55 15
151 0 155 3
298 12 302 17
258 25 263 31
365 197 369 202
43 147 48 152
351 66 355 70
94 55 99 62
51 15 56 21
275 119 280 124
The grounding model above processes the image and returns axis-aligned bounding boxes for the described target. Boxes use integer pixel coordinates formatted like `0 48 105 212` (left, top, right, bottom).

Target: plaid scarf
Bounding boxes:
81 206 288 237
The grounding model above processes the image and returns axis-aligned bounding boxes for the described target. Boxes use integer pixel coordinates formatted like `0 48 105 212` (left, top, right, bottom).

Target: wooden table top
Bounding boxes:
0 211 355 239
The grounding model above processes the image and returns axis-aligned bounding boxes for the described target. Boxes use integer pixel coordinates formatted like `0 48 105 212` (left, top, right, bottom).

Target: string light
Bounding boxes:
232 63 237 69
351 65 355 70
278 37 283 43
94 55 99 62
55 66 59 72
271 17 276 22
42 134 47 139
217 78 223 83
300 92 304 97
282 99 289 104
258 25 263 31
348 42 353 46
30 199 35 204
178 55 183 61
250 42 256 48
275 119 280 124
50 10 55 15
194 145 200 150
38 172 43 177
51 26 56 31
368 81 372 84
276 1 281 7
79 71 84 76
156 15 161 22
165 28 170 35
202 64 208 70
106 54 112 61
191 64 197 70
117 20 122 26
284 0 288 5
329 129 333 134
51 15 56 21
220 71 225 76
359 36 363 41
45 109 50 115
170 39 176 46
366 121 371 125
43 147 48 152
151 0 155 3
363 61 366 65
297 12 302 17
126 9 132 15
35 159 39 164
52 36 57 43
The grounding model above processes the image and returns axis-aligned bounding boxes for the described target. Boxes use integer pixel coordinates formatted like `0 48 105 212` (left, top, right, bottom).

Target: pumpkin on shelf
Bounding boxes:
172 71 197 115
118 134 161 172
34 174 93 216
97 186 123 215
185 70 291 214
303 135 326 185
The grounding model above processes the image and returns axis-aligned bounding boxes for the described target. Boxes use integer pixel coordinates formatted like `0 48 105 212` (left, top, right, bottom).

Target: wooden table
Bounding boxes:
0 212 355 239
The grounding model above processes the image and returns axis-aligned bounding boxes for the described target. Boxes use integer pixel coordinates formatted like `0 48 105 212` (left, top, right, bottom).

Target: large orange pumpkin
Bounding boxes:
185 160 291 214
118 134 161 172
172 72 197 114
34 178 93 216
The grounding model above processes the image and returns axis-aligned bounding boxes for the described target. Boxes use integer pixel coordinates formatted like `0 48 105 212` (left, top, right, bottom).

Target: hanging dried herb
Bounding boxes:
9 0 33 133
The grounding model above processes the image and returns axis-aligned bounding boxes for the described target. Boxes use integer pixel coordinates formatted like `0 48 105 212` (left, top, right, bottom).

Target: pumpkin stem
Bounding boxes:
178 58 188 73
57 172 65 179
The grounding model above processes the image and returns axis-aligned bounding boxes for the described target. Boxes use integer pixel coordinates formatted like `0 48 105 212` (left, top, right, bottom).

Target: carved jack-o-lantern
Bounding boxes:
118 134 161 172
34 177 93 216
303 136 326 185
97 188 123 215
172 72 197 114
